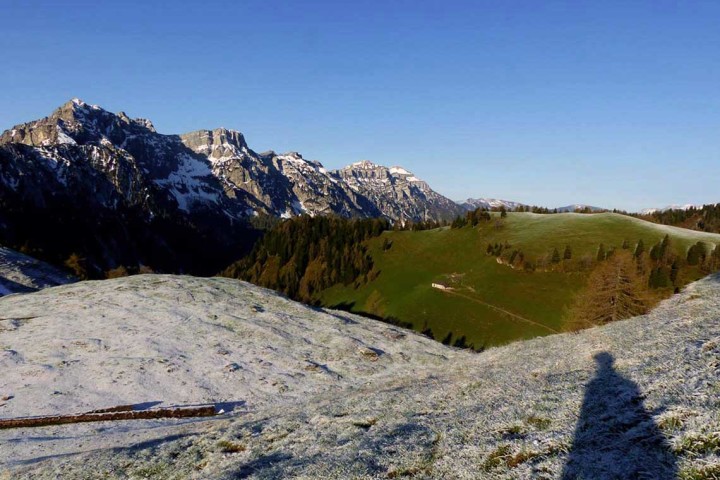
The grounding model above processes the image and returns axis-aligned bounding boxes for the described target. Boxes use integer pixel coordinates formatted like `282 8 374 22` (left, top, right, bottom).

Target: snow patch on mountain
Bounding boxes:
555 204 605 212
55 125 77 146
154 153 221 212
459 198 526 211
640 204 701 215
389 166 410 175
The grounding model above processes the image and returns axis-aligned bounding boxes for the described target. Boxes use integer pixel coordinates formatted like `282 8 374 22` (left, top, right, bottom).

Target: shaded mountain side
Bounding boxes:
1 274 719 478
0 145 259 277
0 245 75 295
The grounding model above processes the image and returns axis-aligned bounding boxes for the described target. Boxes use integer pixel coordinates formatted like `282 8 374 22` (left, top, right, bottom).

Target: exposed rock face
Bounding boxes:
334 161 463 222
262 152 381 218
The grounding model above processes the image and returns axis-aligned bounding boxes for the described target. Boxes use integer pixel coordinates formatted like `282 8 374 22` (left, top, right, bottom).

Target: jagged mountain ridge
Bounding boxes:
458 198 609 213
0 99 462 274
0 99 459 222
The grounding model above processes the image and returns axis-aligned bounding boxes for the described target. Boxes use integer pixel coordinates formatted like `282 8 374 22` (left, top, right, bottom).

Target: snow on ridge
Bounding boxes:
69 97 101 111
389 166 411 175
55 125 77 146
640 204 702 215
350 160 377 168
153 153 221 211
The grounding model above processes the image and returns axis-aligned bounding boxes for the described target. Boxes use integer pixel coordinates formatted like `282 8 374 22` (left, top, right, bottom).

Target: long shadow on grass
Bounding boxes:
561 352 676 479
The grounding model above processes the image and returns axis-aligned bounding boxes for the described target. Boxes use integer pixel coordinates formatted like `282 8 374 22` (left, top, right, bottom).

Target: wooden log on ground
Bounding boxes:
0 405 216 430
87 404 136 414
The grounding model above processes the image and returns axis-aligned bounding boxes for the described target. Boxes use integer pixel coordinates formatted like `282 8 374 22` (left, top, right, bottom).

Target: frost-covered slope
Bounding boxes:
0 275 452 419
3 274 720 479
0 246 74 296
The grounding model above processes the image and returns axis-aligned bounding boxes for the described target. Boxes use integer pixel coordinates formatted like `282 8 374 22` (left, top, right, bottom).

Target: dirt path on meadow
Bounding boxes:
442 289 559 334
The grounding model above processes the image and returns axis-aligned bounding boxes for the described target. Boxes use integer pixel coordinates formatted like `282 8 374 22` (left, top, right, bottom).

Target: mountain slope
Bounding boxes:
0 99 462 274
1 99 458 223
1 274 719 478
334 161 463 222
0 246 75 296
321 212 720 347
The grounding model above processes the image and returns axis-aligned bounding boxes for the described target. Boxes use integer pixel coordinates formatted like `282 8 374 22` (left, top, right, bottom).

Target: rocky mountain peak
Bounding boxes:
179 128 249 161
333 161 463 221
0 98 160 148
348 160 378 169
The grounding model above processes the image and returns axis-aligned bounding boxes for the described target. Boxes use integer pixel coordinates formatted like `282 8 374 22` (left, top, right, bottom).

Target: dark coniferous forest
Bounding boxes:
223 216 389 303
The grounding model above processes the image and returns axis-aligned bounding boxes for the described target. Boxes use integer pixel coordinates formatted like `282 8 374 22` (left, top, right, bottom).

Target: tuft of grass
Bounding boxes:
674 432 720 457
132 463 169 476
482 444 512 471
679 463 720 480
352 417 378 430
217 440 246 453
482 445 541 470
498 424 526 438
526 415 552 430
506 449 541 468
659 415 685 432
482 441 569 472
386 466 424 478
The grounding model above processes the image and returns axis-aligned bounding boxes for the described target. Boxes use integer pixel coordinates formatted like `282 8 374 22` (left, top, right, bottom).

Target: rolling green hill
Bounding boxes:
320 213 720 348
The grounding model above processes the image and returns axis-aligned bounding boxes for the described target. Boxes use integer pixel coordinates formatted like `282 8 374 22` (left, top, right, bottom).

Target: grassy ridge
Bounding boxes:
321 213 720 347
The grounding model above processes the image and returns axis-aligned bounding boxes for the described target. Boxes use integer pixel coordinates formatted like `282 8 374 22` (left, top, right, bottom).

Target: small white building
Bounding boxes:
431 282 450 290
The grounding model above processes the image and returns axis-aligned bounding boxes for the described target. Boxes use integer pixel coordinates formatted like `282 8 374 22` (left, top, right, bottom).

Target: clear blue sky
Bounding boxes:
2 0 719 211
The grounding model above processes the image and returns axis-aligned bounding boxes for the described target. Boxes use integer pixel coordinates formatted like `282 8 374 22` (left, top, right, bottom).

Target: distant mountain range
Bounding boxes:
0 99 468 274
0 99 463 224
457 198 525 211
457 199 605 213
639 204 701 215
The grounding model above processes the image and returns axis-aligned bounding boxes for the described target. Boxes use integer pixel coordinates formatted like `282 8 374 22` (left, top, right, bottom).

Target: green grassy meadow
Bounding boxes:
320 213 720 348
